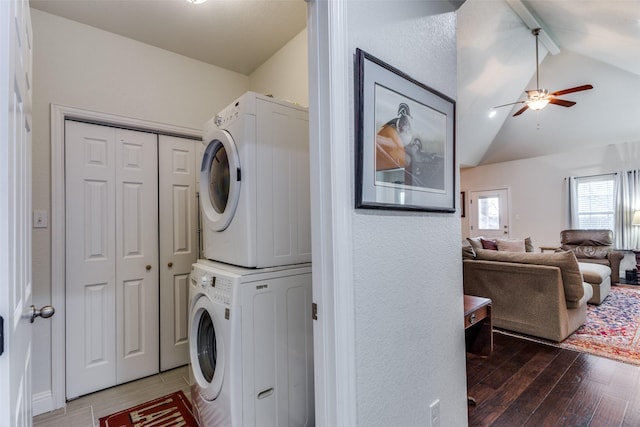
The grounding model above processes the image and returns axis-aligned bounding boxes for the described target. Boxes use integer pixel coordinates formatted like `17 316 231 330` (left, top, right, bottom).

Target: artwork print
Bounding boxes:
355 48 456 212
374 84 446 192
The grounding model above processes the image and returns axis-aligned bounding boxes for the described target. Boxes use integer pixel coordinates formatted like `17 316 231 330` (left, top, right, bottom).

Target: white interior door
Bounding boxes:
159 135 196 371
0 0 34 424
469 189 510 238
65 121 116 398
115 128 159 383
65 122 159 398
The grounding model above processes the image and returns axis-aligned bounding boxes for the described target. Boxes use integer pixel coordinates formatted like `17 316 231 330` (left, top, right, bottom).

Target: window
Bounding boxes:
574 174 615 230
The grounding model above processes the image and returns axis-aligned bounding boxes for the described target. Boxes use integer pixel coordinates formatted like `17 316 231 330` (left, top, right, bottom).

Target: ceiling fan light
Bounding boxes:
528 98 550 111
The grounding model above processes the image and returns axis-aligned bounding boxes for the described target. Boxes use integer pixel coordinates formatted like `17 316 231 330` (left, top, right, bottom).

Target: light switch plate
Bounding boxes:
33 210 48 228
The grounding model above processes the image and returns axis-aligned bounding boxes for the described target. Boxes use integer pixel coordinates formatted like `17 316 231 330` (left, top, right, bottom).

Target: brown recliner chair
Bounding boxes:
560 229 623 285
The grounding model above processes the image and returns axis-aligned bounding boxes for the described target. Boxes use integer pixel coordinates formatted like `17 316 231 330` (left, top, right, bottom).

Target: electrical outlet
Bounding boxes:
429 399 440 427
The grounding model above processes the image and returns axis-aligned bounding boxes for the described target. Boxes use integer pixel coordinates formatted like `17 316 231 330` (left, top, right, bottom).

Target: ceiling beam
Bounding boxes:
505 0 560 55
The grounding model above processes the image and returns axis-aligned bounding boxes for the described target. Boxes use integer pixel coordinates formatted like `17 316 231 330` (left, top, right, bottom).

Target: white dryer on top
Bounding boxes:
200 91 311 268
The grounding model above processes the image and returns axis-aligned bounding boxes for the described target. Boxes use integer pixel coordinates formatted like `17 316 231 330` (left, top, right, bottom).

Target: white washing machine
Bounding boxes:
189 259 315 427
200 91 311 268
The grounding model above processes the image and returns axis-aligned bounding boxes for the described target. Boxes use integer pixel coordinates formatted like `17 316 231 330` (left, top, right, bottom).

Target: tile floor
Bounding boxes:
33 365 191 427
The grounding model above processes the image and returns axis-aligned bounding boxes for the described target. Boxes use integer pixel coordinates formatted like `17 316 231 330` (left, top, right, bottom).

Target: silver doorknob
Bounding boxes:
29 305 55 323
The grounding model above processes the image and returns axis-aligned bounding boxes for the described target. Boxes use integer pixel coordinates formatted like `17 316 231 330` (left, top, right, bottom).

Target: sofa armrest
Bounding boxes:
607 250 624 283
463 260 572 342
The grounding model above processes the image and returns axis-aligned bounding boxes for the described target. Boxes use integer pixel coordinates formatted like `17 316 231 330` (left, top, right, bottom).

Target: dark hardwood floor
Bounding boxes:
467 332 640 427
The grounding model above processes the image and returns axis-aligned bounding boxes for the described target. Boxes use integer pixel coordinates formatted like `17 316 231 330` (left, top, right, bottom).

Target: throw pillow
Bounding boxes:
524 237 534 252
466 236 484 252
480 238 498 250
496 238 526 252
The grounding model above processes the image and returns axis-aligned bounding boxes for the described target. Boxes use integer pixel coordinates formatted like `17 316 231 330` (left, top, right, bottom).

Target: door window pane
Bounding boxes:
478 196 500 230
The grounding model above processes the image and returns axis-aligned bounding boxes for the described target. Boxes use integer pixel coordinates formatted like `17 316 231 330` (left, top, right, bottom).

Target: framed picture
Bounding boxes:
460 192 466 217
355 48 456 212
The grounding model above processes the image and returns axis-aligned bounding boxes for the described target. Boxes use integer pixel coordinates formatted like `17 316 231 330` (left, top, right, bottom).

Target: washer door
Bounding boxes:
189 295 225 401
200 129 241 231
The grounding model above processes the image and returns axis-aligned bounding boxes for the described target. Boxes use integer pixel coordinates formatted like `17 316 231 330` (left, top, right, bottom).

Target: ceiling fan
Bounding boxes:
494 28 593 117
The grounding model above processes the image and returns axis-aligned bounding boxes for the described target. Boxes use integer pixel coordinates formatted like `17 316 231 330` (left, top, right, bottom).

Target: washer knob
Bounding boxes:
200 274 213 288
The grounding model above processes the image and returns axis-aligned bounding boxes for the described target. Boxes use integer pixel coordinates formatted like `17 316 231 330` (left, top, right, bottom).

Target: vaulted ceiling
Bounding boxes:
458 0 640 167
30 0 640 167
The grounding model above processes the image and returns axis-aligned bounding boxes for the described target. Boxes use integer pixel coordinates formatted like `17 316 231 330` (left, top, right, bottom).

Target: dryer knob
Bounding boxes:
214 115 222 127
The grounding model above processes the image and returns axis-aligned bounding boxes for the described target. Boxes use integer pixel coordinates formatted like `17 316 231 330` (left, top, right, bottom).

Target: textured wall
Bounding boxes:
347 3 468 426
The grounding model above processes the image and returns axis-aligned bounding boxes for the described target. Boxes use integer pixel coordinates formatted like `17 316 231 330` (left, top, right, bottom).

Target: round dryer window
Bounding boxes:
200 129 241 231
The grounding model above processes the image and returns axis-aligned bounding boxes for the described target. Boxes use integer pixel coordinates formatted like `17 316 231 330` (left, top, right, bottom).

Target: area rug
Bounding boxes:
497 286 640 366
99 390 198 427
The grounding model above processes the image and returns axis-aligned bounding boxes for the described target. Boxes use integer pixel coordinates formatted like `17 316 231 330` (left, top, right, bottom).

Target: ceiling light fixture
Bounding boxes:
488 109 497 118
185 0 207 4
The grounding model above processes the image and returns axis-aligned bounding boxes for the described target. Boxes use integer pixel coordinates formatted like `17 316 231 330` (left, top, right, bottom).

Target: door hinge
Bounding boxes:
0 315 4 356
312 303 318 320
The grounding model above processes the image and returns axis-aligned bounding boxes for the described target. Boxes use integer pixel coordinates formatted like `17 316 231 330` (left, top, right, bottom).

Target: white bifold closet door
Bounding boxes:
65 121 159 399
158 135 197 371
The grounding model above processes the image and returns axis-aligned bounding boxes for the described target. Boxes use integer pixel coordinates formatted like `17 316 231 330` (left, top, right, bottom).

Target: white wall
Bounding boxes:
461 140 640 252
345 3 467 426
31 8 249 408
250 28 308 107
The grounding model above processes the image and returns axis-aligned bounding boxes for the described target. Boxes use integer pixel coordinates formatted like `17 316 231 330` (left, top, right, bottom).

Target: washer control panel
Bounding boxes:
191 267 233 305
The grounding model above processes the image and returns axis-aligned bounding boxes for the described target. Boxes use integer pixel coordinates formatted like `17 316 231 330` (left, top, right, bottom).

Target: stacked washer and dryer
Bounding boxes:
189 92 314 427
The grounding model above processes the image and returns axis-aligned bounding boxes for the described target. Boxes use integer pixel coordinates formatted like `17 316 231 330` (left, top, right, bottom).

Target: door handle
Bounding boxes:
29 305 55 323
168 262 173 268
146 265 152 271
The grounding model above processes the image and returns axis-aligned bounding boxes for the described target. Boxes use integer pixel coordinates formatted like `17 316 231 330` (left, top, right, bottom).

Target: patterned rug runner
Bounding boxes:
499 286 640 365
99 390 198 427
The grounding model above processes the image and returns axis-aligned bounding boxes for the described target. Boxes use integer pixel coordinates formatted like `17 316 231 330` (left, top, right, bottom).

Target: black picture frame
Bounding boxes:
460 192 466 217
355 48 456 212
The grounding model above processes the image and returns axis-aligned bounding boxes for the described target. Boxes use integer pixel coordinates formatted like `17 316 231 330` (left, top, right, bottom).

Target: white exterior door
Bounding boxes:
0 0 33 425
469 189 510 238
65 121 159 398
159 135 196 371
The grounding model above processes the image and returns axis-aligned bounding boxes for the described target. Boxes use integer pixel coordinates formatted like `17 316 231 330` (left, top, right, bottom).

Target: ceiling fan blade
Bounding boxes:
493 100 526 109
548 98 576 107
513 105 529 117
550 84 593 96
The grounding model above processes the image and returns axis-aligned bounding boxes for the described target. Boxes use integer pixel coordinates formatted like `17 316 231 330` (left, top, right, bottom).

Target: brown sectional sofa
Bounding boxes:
463 248 593 342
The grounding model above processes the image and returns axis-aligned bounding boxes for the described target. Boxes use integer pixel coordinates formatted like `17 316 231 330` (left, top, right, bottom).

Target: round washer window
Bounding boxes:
197 310 217 383
208 142 230 215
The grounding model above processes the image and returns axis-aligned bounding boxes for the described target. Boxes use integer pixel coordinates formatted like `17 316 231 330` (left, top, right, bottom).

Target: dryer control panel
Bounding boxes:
214 100 242 128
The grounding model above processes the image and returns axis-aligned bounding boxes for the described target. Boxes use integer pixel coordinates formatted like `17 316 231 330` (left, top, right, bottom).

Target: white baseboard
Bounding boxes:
32 390 61 417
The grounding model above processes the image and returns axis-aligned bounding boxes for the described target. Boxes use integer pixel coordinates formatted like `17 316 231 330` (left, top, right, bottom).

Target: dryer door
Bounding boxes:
200 129 241 231
189 295 225 401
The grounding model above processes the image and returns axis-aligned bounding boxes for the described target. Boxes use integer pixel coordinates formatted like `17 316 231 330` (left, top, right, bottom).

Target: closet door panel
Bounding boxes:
65 121 117 399
115 128 159 383
159 135 197 370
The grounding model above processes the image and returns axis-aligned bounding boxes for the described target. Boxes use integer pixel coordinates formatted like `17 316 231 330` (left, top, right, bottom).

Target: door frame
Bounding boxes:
48 104 201 412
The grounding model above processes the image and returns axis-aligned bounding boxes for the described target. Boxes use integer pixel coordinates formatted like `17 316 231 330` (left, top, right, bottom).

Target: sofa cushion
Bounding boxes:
496 238 526 252
467 236 534 253
462 241 475 260
578 262 611 284
560 229 614 259
474 249 584 307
